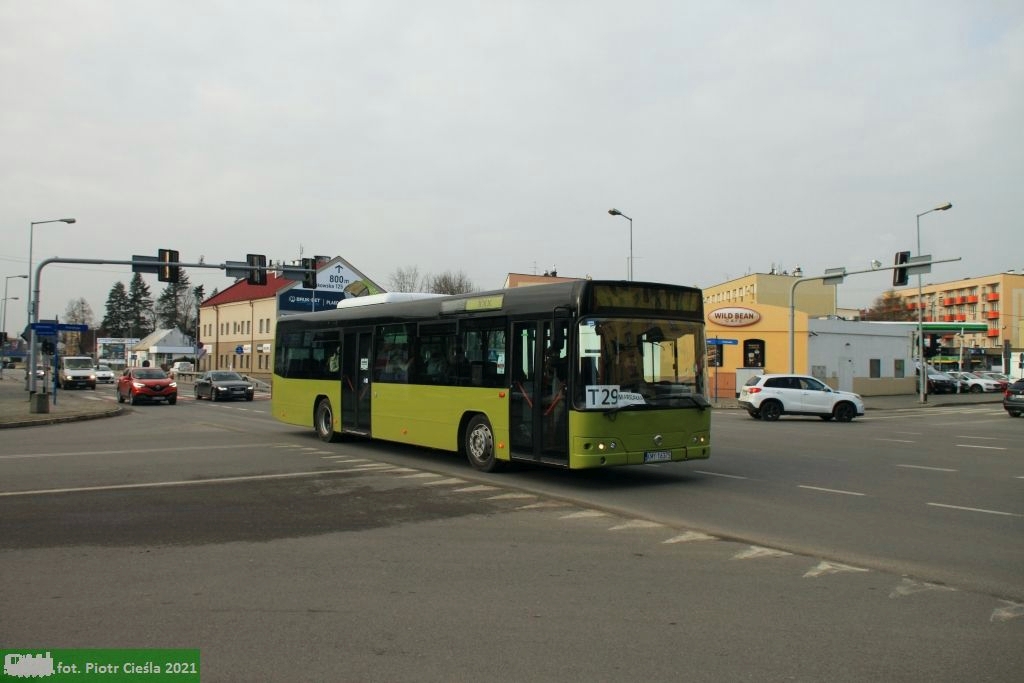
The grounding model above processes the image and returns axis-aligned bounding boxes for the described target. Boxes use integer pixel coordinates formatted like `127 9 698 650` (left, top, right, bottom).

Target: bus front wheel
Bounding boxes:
465 414 501 472
315 398 339 443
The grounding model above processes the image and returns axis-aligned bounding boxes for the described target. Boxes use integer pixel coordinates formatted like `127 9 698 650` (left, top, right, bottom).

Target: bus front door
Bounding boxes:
341 330 372 434
509 321 568 465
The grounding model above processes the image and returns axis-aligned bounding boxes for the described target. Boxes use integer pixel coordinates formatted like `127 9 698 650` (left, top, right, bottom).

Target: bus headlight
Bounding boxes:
690 432 709 446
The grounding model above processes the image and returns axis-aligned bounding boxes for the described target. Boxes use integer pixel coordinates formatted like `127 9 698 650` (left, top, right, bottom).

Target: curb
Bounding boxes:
0 406 125 429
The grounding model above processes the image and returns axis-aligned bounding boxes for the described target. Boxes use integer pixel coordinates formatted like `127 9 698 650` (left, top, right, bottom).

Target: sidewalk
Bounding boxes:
0 374 124 429
0 372 1001 429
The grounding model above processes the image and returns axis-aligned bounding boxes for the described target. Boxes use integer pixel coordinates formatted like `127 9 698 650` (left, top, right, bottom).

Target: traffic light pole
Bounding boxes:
26 255 310 403
787 256 961 376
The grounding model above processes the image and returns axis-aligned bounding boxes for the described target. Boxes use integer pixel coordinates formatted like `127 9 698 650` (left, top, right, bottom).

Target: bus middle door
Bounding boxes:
341 329 372 434
509 321 568 465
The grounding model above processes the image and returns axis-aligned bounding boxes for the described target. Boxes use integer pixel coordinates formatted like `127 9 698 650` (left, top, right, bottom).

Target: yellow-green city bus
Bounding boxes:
272 280 711 471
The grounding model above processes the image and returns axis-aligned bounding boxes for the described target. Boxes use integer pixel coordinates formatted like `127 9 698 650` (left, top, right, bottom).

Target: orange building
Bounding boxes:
889 270 1024 368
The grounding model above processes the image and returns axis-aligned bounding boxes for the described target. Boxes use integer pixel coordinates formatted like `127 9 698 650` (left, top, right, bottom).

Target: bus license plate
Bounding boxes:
644 450 672 463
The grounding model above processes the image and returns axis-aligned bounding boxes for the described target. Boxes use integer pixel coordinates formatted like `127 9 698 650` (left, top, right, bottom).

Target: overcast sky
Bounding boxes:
2 1 1022 334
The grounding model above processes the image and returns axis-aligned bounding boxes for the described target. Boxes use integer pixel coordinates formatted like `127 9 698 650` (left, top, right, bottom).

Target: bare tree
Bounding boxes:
426 270 475 295
386 265 425 292
63 297 94 355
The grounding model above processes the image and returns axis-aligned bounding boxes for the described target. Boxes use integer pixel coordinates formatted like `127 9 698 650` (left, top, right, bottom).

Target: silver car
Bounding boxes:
94 364 115 384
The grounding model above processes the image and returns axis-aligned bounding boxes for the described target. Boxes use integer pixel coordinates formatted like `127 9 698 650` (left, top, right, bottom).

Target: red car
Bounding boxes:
117 367 178 405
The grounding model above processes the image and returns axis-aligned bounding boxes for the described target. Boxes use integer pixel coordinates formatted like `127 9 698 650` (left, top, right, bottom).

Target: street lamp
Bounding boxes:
915 202 952 403
27 217 75 394
608 208 633 281
1 274 28 380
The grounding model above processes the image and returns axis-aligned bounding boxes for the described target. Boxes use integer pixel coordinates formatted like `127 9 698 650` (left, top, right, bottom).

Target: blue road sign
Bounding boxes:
31 323 58 336
57 323 88 332
707 338 738 345
235 345 244 355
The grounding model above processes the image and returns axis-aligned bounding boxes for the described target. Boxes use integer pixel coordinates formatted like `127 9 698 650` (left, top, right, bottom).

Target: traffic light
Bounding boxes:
246 253 267 286
158 248 180 283
41 338 55 355
301 257 317 289
0 332 6 345
892 250 910 287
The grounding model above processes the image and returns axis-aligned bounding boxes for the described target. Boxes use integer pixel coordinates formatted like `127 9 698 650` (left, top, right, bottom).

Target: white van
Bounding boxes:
59 356 97 390
169 361 194 379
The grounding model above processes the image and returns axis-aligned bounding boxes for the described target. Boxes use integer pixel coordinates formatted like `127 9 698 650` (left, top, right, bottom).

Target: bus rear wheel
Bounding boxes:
315 398 339 443
465 414 501 472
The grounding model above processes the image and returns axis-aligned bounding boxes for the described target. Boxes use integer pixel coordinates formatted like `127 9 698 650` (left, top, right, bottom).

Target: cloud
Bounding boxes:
1 1 1022 331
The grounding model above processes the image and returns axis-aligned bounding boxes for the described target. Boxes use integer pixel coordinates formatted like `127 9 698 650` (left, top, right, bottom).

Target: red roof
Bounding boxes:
201 273 294 307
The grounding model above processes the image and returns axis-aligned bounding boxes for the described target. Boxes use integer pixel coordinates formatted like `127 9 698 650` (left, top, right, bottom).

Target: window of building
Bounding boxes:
894 359 905 378
869 359 881 378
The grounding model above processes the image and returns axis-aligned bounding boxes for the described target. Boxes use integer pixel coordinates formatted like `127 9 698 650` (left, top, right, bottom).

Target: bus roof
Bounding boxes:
281 280 704 326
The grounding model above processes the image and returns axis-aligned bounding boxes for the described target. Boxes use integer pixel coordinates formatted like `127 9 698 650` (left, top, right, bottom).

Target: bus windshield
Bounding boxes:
575 317 706 410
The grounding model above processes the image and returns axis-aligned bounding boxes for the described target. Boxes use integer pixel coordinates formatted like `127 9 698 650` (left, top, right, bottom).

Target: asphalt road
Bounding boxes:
1 393 1021 682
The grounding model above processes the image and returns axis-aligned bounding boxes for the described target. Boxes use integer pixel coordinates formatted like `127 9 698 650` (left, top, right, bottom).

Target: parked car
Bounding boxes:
94 364 115 384
1004 379 1024 417
923 370 958 395
194 371 255 402
738 374 865 422
117 367 177 405
946 371 1002 393
977 372 1009 391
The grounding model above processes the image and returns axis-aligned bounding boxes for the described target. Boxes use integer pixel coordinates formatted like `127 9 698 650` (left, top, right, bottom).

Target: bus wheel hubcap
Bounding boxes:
470 426 492 459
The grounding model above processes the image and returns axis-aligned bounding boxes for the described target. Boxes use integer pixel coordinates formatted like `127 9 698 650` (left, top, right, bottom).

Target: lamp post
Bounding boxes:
915 202 952 403
26 218 75 394
2 274 27 380
608 208 633 281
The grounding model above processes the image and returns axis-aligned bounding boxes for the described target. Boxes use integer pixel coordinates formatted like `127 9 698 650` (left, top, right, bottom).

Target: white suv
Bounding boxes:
738 374 865 422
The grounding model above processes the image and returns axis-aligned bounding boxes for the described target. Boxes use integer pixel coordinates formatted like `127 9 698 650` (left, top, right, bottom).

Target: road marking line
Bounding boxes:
733 546 791 560
561 510 609 519
895 464 957 472
991 601 1024 623
486 492 536 500
889 578 956 598
400 472 441 479
608 520 665 531
955 435 1001 440
874 438 915 443
420 477 466 486
798 485 866 496
663 531 716 544
803 561 869 578
694 470 748 480
0 468 367 497
453 485 500 493
955 444 1006 450
0 443 282 461
927 502 1022 517
517 501 571 510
